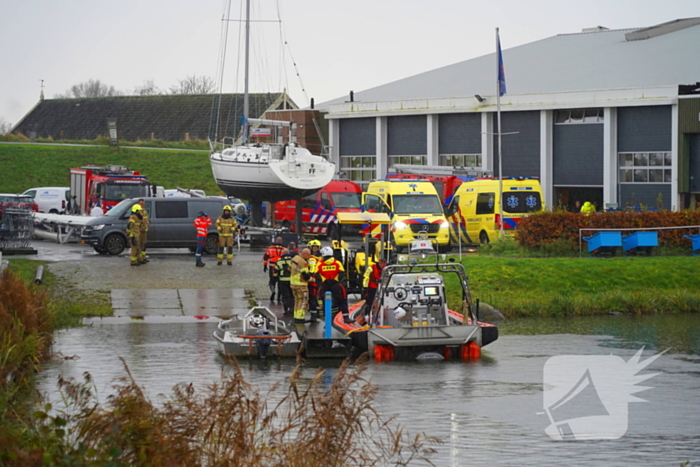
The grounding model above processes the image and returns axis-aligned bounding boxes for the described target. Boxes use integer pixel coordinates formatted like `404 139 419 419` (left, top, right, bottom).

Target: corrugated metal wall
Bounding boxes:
438 113 481 154
493 111 540 178
678 97 700 193
339 117 376 156
689 134 700 192
553 124 604 186
619 184 672 210
387 115 427 155
617 105 672 152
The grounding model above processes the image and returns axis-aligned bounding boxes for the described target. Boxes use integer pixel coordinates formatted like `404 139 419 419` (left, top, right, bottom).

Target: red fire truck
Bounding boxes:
274 180 362 238
69 165 151 213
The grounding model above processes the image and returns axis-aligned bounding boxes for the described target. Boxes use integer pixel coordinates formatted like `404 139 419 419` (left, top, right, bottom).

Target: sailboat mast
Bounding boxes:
242 0 251 145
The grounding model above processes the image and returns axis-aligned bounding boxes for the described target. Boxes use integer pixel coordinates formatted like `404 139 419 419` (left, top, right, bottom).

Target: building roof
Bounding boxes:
13 93 295 142
319 18 700 108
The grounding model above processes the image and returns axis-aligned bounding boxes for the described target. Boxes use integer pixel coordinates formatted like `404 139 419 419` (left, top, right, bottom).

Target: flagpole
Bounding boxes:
496 27 504 240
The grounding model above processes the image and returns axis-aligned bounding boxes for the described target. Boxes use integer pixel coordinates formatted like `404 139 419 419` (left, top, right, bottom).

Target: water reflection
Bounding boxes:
38 314 700 466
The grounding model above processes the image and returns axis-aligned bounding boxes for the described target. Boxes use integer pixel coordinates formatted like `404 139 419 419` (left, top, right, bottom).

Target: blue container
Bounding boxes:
684 234 700 251
622 231 658 252
582 231 622 253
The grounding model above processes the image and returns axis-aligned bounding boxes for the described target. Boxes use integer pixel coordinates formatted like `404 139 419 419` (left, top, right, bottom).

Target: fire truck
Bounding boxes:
386 164 492 206
69 165 151 213
273 180 363 238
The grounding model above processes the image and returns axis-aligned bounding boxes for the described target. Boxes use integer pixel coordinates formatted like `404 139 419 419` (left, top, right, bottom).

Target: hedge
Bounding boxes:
517 211 700 249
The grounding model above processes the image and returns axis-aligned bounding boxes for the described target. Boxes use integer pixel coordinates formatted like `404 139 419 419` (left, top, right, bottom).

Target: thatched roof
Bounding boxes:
13 93 296 142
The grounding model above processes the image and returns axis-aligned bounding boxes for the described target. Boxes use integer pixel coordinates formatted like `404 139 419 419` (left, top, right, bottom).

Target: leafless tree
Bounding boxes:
55 79 122 98
133 79 161 96
0 117 11 134
169 75 216 95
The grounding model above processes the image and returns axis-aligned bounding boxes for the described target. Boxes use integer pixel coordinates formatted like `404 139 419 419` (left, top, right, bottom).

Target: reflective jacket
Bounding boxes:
290 254 310 286
126 214 141 238
263 243 286 268
275 253 294 282
194 216 211 237
318 258 345 282
141 208 149 232
580 201 596 216
363 263 383 289
216 215 238 236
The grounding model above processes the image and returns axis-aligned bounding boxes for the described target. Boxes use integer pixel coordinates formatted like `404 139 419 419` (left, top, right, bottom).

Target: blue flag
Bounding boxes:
497 31 507 96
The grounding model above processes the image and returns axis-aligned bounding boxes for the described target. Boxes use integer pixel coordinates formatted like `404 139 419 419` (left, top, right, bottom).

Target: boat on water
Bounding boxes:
209 0 335 204
332 239 499 362
213 306 302 359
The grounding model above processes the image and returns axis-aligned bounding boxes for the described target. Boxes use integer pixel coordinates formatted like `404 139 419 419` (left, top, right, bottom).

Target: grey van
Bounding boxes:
81 197 230 255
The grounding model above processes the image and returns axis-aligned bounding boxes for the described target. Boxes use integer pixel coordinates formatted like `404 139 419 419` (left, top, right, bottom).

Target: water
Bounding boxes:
38 314 700 466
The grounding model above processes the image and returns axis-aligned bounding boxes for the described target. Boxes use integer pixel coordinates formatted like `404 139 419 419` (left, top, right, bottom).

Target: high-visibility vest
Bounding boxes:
275 254 294 281
318 258 344 282
126 214 141 238
194 216 211 237
363 263 383 289
263 244 285 267
290 255 309 286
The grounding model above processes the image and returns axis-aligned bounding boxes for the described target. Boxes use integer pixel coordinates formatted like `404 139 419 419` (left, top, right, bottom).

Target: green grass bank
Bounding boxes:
0 143 218 195
445 255 700 318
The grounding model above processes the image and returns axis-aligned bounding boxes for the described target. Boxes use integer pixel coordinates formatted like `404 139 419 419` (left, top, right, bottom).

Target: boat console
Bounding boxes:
382 273 449 327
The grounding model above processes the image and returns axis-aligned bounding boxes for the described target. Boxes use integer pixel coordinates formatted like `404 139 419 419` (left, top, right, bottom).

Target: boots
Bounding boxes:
196 259 206 267
269 293 275 303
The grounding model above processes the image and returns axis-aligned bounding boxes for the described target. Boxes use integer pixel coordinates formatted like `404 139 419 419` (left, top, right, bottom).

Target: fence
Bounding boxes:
0 198 35 250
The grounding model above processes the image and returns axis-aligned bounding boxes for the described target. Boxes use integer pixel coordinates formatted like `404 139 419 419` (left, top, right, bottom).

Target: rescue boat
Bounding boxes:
332 239 498 362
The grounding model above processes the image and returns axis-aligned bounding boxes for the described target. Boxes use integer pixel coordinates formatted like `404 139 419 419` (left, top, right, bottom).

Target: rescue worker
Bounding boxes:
306 239 322 318
263 236 286 303
288 242 299 255
137 198 149 263
318 246 351 323
275 248 294 315
290 248 312 323
362 257 387 316
126 204 143 266
194 211 211 267
216 205 238 266
580 201 596 216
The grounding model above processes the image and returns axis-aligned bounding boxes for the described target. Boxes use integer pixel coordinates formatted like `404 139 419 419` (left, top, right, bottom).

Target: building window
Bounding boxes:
618 152 671 184
388 155 427 167
340 155 376 185
439 154 482 167
555 108 604 124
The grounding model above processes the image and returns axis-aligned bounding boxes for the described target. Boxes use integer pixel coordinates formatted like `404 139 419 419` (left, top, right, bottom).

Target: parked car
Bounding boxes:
80 197 230 255
0 193 39 218
21 187 70 214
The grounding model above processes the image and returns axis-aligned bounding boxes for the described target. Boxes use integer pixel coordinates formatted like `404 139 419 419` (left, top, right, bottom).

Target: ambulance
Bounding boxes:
444 177 544 244
363 179 451 252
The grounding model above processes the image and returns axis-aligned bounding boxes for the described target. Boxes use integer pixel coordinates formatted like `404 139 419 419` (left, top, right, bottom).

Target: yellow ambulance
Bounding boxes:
444 177 544 244
362 179 451 252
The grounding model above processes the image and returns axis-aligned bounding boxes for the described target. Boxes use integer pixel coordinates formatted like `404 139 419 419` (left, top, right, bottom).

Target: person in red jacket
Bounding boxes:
194 211 211 267
362 258 387 316
263 236 286 303
318 246 351 323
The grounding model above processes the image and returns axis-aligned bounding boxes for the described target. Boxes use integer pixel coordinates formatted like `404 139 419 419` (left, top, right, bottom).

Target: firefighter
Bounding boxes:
362 257 387 316
275 248 294 315
290 248 312 323
126 204 143 266
580 201 597 216
216 205 238 266
137 198 149 263
318 246 351 323
306 239 322 318
263 236 286 303
194 211 211 267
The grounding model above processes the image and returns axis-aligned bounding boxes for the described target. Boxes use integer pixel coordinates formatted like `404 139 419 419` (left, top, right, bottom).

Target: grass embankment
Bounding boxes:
444 256 700 318
0 143 219 195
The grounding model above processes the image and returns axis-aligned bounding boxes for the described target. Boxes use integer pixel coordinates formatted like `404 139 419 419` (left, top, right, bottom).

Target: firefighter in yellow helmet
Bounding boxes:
580 201 597 216
306 239 322 319
216 205 238 265
126 204 144 266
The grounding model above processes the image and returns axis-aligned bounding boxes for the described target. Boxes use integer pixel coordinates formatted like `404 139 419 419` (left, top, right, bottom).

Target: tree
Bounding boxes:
55 79 122 98
169 75 216 95
0 117 11 134
133 79 161 96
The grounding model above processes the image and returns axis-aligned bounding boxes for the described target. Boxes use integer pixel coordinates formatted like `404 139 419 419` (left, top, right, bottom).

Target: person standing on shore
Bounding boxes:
275 248 294 315
194 212 211 267
263 236 286 303
126 204 144 266
137 199 149 263
215 205 237 266
290 248 312 323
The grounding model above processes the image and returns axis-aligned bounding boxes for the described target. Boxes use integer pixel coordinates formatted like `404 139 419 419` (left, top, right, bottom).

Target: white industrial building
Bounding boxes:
321 18 700 211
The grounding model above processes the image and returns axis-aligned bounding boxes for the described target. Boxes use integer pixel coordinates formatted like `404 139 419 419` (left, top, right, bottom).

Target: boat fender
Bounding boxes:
460 341 481 360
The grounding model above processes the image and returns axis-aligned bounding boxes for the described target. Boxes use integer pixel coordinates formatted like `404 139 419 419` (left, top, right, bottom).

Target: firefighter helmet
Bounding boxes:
248 314 266 328
320 246 334 258
223 205 232 212
131 204 142 212
308 239 321 248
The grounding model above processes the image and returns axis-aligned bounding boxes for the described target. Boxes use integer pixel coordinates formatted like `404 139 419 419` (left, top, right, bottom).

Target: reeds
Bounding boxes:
27 357 439 466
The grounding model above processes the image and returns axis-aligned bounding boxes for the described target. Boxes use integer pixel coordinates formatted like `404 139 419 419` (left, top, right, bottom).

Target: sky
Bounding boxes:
1 0 698 128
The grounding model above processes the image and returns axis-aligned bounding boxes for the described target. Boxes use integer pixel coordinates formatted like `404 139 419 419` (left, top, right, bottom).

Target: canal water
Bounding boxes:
38 314 700 466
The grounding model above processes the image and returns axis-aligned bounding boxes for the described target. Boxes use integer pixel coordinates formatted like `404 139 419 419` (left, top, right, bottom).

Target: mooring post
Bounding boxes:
324 291 332 338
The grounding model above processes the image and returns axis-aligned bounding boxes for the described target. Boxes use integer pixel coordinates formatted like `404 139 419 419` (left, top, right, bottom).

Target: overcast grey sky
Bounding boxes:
1 0 698 127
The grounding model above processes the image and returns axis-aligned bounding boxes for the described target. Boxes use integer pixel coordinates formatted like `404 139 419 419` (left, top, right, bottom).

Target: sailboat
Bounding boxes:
209 0 335 205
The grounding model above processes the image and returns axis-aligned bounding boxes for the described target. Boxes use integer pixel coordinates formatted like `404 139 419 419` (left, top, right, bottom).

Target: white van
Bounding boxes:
21 187 70 214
